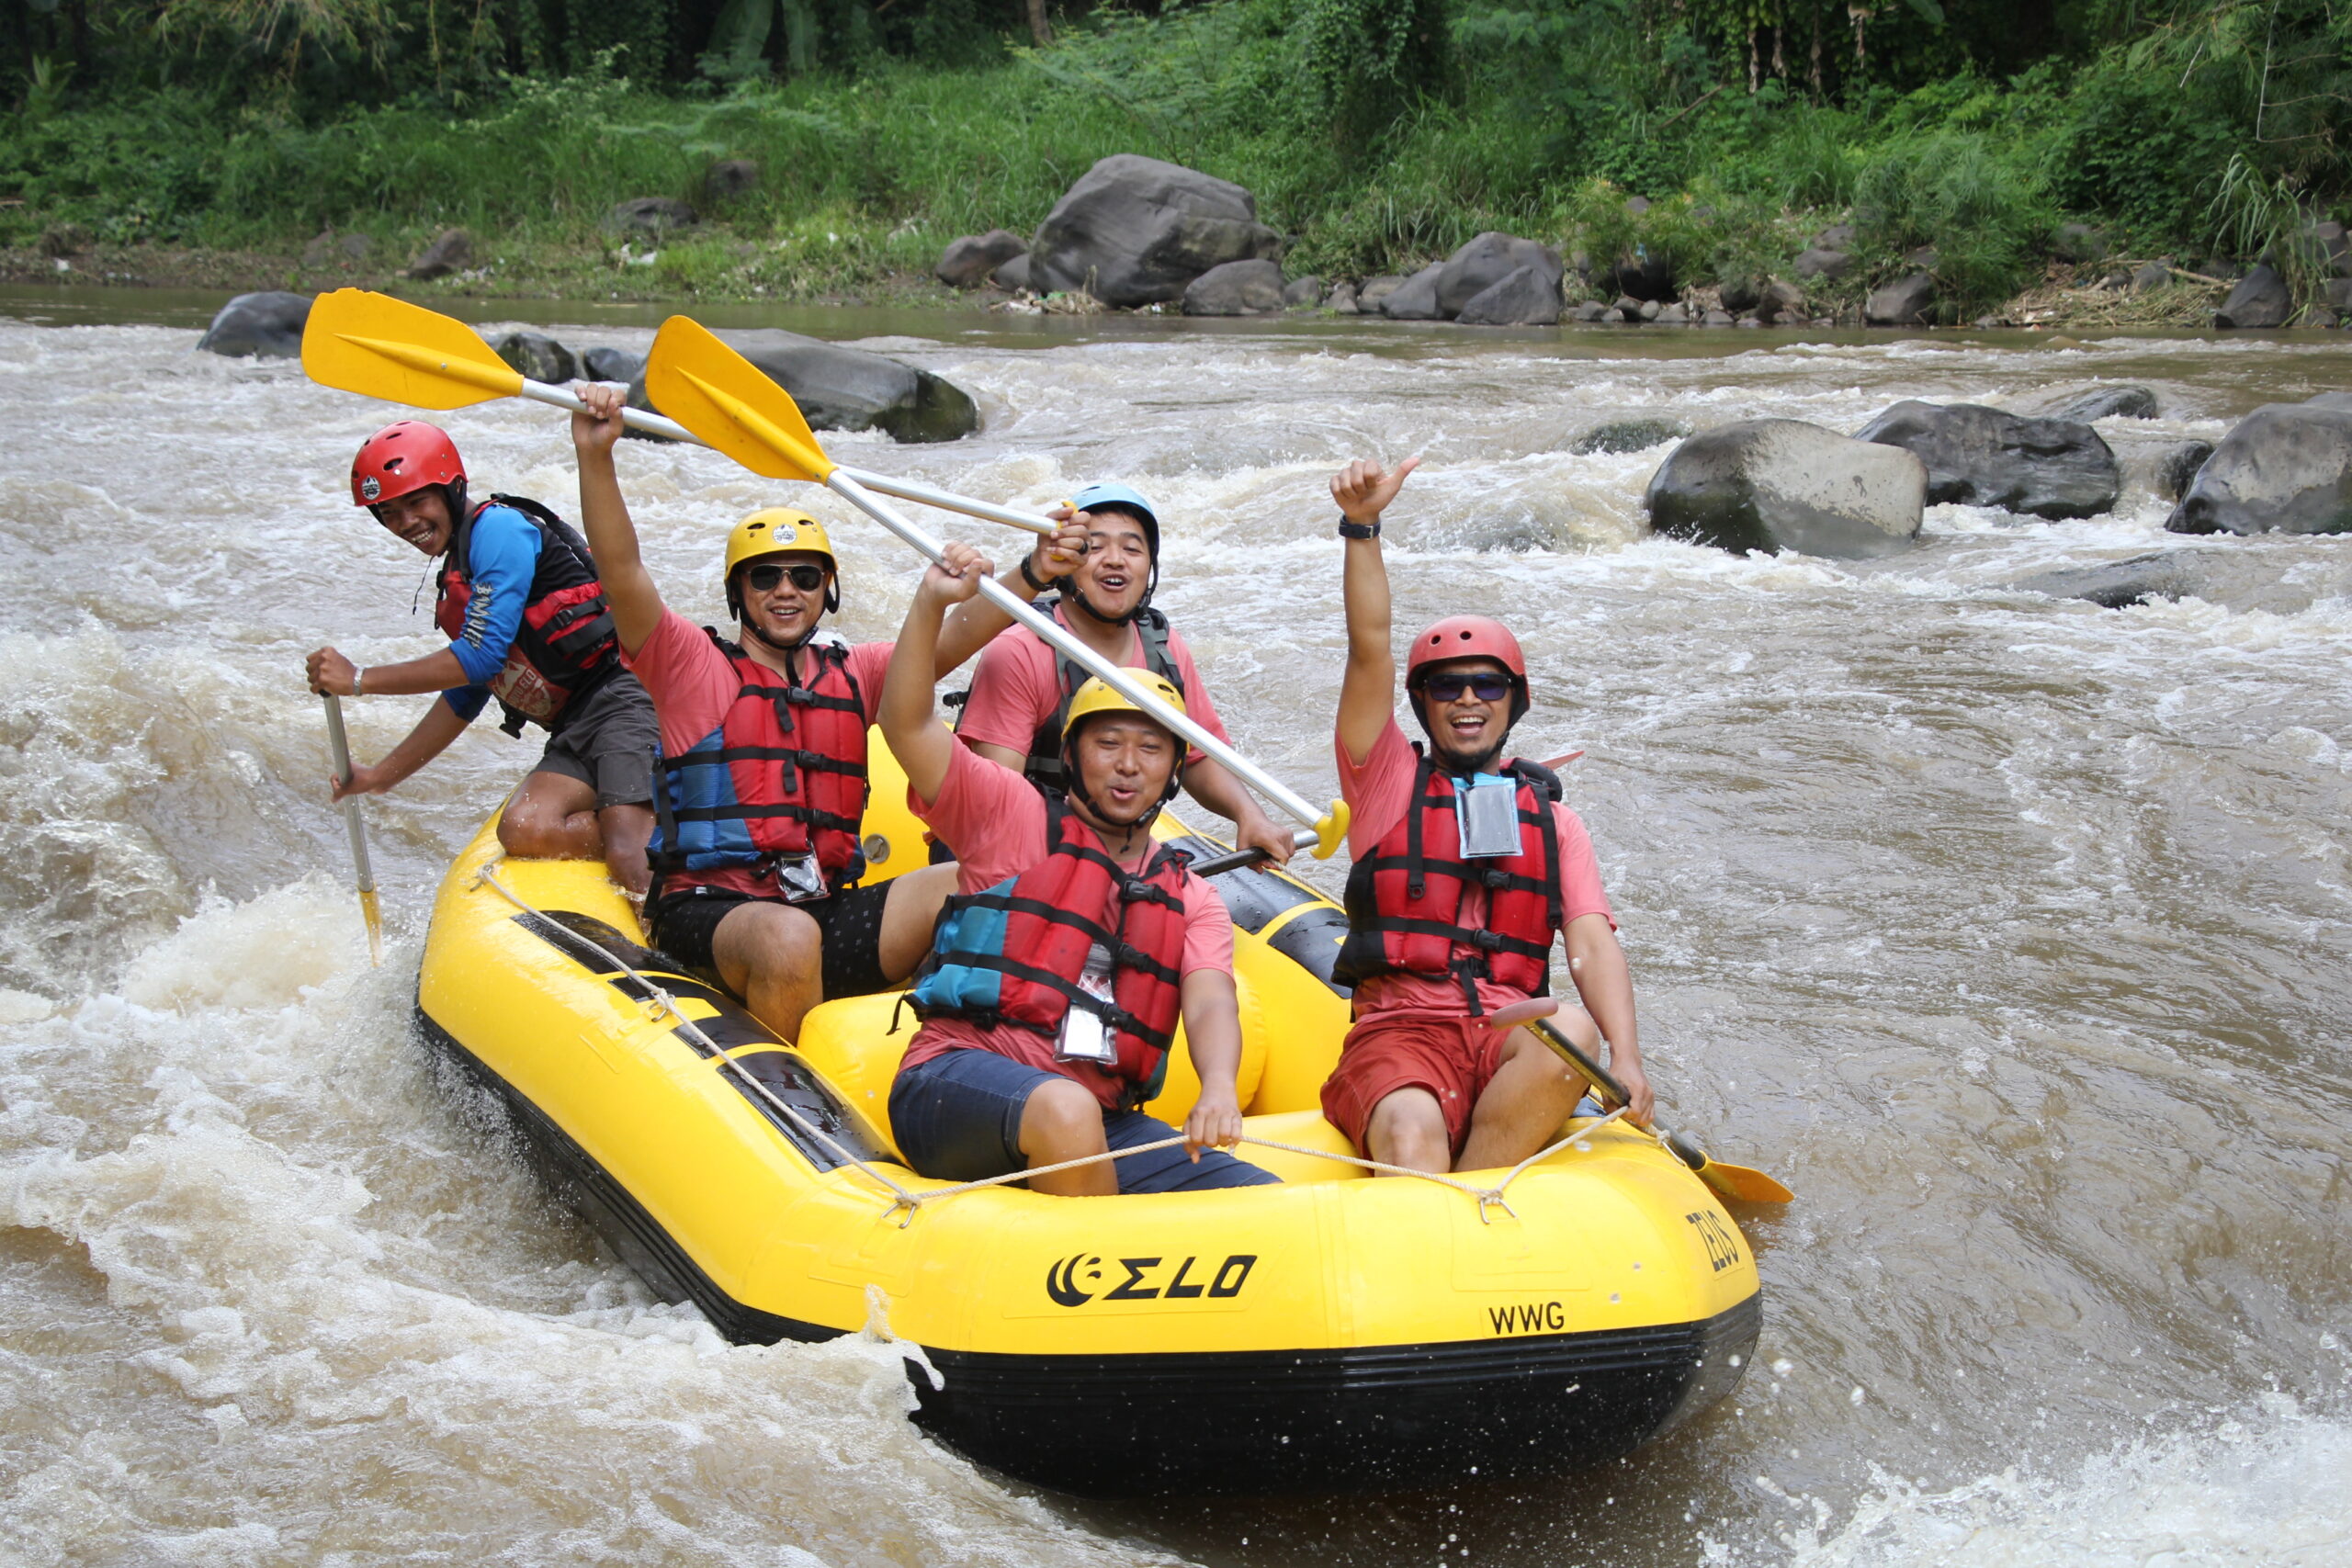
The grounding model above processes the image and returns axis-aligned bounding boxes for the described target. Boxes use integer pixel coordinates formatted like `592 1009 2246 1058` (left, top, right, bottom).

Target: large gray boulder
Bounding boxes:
1454 265 1561 326
1380 263 1448 321
2215 265 2292 328
1182 258 1286 315
2165 400 2352 535
1029 155 1280 308
196 291 312 358
2156 441 2214 501
1645 419 1927 559
1857 400 2120 519
1283 274 1324 308
490 330 578 385
1436 232 1564 318
722 330 978 444
586 336 977 445
1865 273 1935 326
936 230 1026 289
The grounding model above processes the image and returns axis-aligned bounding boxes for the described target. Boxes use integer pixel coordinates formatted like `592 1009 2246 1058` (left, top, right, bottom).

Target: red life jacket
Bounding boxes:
909 796 1193 1109
1333 750 1563 1017
434 495 618 736
649 631 870 893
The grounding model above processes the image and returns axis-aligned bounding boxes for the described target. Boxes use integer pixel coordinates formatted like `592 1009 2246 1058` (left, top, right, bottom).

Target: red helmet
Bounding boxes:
1406 615 1530 730
350 421 464 508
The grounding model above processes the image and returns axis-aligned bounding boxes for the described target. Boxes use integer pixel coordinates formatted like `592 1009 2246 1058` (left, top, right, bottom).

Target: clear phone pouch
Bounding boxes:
1056 1004 1116 1065
1457 774 1521 859
770 852 829 904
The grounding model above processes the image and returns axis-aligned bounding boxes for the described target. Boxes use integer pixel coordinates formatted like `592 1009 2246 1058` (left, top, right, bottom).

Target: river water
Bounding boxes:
0 288 2346 1566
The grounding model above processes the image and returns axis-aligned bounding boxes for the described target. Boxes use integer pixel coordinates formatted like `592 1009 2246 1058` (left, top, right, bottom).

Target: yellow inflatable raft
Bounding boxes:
415 737 1761 1496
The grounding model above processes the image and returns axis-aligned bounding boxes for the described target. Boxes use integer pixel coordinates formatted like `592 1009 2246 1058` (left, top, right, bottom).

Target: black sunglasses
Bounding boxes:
743 562 828 593
1418 671 1514 703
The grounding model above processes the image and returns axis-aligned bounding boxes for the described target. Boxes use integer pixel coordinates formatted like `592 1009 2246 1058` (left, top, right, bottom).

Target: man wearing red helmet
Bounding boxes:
1322 457 1652 1177
306 420 659 893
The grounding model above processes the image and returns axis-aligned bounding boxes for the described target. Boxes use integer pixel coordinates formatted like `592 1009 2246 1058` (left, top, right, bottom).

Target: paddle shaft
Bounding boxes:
507 378 1054 536
322 695 384 966
1182 829 1318 878
1531 1016 1629 1108
820 468 1330 835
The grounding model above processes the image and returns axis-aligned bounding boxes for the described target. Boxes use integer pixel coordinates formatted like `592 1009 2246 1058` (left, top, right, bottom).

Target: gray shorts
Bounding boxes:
533 671 658 809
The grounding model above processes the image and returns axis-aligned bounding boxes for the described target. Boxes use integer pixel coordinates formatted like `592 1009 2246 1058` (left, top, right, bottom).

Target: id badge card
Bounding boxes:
1057 961 1119 1065
1457 774 1521 859
770 852 828 904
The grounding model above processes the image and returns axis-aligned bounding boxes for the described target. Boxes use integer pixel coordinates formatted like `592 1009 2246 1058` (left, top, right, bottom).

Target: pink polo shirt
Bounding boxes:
954 605 1227 769
621 608 892 897
897 742 1234 1109
1338 717 1613 1024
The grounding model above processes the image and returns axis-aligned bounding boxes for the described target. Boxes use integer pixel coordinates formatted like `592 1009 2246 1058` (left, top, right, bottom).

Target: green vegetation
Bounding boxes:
6 1 2347 317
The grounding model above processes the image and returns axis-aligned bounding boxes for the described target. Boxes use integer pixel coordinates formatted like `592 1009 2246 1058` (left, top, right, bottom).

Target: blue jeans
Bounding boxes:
889 1047 1278 1193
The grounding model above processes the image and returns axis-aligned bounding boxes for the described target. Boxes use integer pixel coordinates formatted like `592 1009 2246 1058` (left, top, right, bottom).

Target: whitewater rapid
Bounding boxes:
0 300 2346 1565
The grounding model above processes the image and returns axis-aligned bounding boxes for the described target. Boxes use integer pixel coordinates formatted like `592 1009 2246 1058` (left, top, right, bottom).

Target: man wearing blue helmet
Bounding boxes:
953 481 1295 864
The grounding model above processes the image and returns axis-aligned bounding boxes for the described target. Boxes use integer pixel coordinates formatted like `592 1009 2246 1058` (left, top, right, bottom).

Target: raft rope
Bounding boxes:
473 860 1630 1227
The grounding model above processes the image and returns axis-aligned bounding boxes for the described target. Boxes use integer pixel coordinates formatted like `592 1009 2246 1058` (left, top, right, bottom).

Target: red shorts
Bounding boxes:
1320 1014 1506 1156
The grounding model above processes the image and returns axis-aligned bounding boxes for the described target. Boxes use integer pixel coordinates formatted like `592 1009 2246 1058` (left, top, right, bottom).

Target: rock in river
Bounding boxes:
196 291 312 359
2166 400 2352 535
489 330 577 386
1857 400 2120 519
1645 419 1927 559
1182 258 1286 316
580 335 978 445
2013 383 2161 422
2014 551 2202 609
1028 155 1280 308
936 231 1026 289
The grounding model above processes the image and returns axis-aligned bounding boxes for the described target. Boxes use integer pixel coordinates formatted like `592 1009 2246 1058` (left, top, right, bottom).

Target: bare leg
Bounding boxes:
709 901 824 1042
498 772 603 861
1021 1077 1115 1196
596 802 654 895
875 862 960 984
1364 1086 1453 1176
1454 1026 1584 1172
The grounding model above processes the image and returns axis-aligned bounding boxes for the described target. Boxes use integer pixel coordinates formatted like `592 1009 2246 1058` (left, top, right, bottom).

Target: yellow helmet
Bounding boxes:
1062 671 1185 741
724 507 838 616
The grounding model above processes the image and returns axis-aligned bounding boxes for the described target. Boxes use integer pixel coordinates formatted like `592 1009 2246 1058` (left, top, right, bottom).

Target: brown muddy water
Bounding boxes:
0 286 2346 1567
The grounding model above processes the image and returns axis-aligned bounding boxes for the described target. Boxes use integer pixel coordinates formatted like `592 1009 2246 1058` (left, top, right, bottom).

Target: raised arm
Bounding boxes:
1333 457 1419 767
879 541 993 802
930 513 1089 678
570 381 666 657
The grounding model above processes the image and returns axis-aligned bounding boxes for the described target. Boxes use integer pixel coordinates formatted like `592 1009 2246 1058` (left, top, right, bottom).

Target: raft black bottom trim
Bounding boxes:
909 1291 1759 1496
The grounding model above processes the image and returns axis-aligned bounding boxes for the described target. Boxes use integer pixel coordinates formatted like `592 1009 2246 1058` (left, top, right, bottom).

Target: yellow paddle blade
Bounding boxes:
1696 1158 1792 1205
300 288 524 410
644 315 833 483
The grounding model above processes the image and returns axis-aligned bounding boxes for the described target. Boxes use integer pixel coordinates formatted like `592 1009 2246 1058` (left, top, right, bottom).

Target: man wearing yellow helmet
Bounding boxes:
569 382 1049 1040
876 556 1276 1195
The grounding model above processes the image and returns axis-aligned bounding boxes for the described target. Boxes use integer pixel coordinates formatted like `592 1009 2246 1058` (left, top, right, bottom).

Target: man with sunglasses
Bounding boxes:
567 381 1048 1041
306 419 659 895
1322 457 1652 1177
951 483 1295 865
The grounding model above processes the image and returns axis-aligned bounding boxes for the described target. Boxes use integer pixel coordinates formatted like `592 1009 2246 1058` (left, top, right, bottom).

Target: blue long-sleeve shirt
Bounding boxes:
441 503 543 723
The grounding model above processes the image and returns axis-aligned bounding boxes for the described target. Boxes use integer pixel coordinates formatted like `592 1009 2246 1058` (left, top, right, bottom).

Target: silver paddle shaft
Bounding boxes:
322 695 377 896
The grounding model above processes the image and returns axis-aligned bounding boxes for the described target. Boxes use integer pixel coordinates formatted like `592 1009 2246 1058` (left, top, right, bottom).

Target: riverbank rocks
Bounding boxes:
1326 280 1360 313
605 197 699 239
1645 419 1927 558
1182 258 1285 316
1028 155 1279 308
2166 398 2352 534
2215 265 2292 328
1359 275 1406 311
406 228 473 281
1283 274 1323 308
1438 232 1565 320
1865 273 1935 326
2015 551 2201 609
582 335 976 444
1380 264 1448 321
1757 278 1807 325
1793 248 1851 282
490 330 577 385
991 254 1032 292
196 291 312 358
936 230 1026 289
1455 265 1562 325
1858 400 2120 519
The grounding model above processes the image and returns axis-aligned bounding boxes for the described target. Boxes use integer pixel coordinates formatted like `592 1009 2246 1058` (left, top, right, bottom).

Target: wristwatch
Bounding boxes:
1019 553 1053 592
1337 517 1380 540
